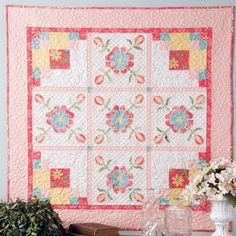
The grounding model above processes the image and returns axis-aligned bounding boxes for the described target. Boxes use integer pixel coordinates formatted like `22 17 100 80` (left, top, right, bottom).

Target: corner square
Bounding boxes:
49 49 70 69
50 168 70 188
169 169 189 188
169 50 189 70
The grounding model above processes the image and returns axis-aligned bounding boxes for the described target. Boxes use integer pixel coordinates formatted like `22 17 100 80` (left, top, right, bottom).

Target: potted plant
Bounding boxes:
0 198 65 236
185 158 236 236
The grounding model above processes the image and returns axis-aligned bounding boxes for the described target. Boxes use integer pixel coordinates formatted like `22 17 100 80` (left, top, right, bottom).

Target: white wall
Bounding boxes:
0 0 235 235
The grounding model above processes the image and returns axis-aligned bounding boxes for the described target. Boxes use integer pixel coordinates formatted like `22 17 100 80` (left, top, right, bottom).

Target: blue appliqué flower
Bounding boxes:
70 196 79 204
160 33 170 41
69 32 79 40
189 32 200 41
33 160 41 169
32 68 41 79
198 70 207 80
199 40 207 50
33 188 41 198
32 39 40 49
39 32 49 40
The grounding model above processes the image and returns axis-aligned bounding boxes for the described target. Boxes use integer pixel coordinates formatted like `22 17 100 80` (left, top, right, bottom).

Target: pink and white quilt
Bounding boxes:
7 5 234 231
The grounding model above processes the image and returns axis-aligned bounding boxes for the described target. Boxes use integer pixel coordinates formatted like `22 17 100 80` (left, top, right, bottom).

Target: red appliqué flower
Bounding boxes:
46 105 74 133
106 105 134 133
105 47 134 74
165 105 193 133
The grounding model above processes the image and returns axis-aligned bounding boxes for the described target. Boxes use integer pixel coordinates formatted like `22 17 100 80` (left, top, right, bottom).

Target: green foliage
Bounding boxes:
0 199 65 236
225 194 236 208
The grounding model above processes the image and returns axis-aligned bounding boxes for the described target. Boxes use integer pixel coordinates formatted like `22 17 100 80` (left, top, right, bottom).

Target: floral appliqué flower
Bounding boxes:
105 47 134 74
46 105 74 133
165 105 193 133
106 166 133 193
106 105 134 133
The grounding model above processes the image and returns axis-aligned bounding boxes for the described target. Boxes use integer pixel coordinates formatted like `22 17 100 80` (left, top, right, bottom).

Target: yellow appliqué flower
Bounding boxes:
172 174 184 187
50 50 62 61
169 58 179 69
52 169 63 180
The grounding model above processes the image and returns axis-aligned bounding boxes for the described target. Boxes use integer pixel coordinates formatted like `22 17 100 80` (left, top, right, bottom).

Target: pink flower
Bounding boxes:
94 96 104 106
76 134 86 143
106 105 133 133
154 134 164 144
105 47 134 74
194 134 204 145
134 156 144 166
165 106 193 133
97 193 106 203
106 166 133 193
34 94 44 103
94 134 104 144
134 192 144 202
95 75 104 85
195 95 205 105
135 132 146 142
95 156 104 166
46 105 74 133
135 94 144 104
153 96 163 105
135 74 145 84
94 37 104 46
76 94 85 104
135 35 145 45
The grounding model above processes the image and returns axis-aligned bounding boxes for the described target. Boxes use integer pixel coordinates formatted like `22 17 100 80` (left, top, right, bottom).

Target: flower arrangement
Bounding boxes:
185 158 236 207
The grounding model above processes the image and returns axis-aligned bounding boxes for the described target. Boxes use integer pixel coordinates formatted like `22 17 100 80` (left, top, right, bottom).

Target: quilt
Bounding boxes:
7 5 234 231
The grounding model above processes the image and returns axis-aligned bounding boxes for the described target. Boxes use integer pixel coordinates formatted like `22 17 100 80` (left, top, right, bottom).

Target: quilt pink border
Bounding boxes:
7 5 234 231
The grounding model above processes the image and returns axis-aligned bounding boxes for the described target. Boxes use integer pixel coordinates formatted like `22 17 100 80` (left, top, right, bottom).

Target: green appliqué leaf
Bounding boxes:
133 45 142 51
187 133 192 141
165 135 170 143
134 166 143 170
165 97 171 105
189 96 194 105
194 127 202 132
129 193 133 201
156 127 164 133
126 39 133 45
99 167 107 173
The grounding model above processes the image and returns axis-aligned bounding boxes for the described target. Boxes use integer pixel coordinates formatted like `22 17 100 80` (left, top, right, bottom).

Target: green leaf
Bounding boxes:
129 193 133 201
128 74 133 83
165 135 170 143
134 166 143 170
74 105 81 111
187 133 192 141
129 156 133 165
165 97 171 105
156 127 164 133
68 132 73 140
189 96 194 105
195 106 203 110
107 192 113 200
105 39 111 48
127 39 133 45
107 159 112 166
133 45 142 50
194 127 202 132
99 167 107 173
225 194 236 208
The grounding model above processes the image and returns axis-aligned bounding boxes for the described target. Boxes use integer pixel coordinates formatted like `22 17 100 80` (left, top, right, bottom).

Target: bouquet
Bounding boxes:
185 158 236 207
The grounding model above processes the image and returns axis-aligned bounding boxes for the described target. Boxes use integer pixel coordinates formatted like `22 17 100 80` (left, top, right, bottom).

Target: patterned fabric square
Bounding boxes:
49 49 70 69
50 168 70 188
169 50 189 70
169 169 189 188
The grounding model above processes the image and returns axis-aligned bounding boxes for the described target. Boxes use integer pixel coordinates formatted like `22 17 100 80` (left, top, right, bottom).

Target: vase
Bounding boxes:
210 197 233 236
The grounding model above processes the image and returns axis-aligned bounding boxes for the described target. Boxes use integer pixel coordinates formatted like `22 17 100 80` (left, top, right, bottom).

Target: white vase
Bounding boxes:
210 197 233 236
